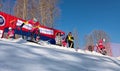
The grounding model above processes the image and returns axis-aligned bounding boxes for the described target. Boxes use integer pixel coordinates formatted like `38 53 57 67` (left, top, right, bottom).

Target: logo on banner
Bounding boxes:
40 27 54 35
0 15 5 26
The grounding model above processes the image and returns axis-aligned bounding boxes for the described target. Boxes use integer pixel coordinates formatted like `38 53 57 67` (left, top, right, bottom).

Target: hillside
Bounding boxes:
0 38 120 71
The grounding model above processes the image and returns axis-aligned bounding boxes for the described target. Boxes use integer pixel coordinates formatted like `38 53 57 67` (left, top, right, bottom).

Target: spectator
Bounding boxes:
7 27 15 39
96 39 107 55
88 45 94 52
30 26 40 41
66 32 74 48
55 32 62 46
34 27 40 42
62 35 67 47
29 18 39 41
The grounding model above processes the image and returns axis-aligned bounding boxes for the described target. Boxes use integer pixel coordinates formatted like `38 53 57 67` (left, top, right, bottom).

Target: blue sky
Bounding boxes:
55 0 120 46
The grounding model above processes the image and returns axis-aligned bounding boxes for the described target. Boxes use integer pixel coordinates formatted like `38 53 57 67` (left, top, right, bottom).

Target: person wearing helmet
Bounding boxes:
96 38 107 55
28 18 38 24
33 18 37 22
7 27 15 39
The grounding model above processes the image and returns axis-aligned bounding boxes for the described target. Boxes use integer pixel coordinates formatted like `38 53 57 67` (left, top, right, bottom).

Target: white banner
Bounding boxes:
16 20 54 35
0 30 3 38
16 20 33 30
23 24 33 30
40 27 54 35
16 20 23 26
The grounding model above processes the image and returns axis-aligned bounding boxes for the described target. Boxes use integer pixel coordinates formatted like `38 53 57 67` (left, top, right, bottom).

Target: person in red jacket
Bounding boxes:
28 18 40 41
96 38 106 55
30 26 40 41
7 27 15 39
61 35 67 47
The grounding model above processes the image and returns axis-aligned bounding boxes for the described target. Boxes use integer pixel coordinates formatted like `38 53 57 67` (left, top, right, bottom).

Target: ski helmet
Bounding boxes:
9 27 12 30
103 38 106 42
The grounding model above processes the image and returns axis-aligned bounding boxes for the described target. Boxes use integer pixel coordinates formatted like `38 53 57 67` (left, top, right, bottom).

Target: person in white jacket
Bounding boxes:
55 32 62 46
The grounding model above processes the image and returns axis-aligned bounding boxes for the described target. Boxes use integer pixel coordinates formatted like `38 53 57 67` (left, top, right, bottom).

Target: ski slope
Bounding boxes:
0 38 120 71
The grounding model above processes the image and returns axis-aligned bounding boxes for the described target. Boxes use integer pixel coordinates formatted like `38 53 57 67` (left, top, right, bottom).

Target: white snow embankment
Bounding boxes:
0 38 120 71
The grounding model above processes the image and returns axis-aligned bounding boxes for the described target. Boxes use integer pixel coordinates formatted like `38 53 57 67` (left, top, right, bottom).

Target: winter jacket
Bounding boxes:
55 35 62 45
7 30 15 38
62 40 67 47
68 35 74 42
98 42 104 49
96 40 105 49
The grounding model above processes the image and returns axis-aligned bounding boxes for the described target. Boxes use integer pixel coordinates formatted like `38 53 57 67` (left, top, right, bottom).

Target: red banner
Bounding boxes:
0 11 65 39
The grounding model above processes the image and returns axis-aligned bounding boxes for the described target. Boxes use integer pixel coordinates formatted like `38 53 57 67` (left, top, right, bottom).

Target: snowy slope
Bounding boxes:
0 38 120 71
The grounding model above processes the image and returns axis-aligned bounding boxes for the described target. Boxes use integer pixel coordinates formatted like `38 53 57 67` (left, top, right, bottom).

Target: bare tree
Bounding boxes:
23 0 28 20
27 0 39 20
92 30 110 43
39 0 60 27
47 0 60 27
73 29 80 50
85 34 94 50
39 0 47 25
84 34 94 52
14 0 60 27
14 0 28 20
92 30 111 56
85 30 112 56
85 30 110 46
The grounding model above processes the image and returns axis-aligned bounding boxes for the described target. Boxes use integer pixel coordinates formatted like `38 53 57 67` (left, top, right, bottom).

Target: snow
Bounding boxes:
0 38 120 71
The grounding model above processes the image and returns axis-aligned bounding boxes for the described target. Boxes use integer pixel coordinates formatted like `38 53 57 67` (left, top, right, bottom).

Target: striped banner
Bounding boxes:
16 20 33 30
40 27 54 35
16 20 23 26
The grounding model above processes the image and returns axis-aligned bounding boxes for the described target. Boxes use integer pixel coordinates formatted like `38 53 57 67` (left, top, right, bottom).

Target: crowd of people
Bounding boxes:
6 26 107 55
6 18 107 55
7 27 15 39
6 18 40 42
7 25 75 48
54 32 107 55
55 32 74 48
87 38 107 55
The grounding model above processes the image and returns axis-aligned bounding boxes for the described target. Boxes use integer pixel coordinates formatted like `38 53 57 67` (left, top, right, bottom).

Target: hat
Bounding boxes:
103 38 106 42
33 18 37 22
9 27 12 30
